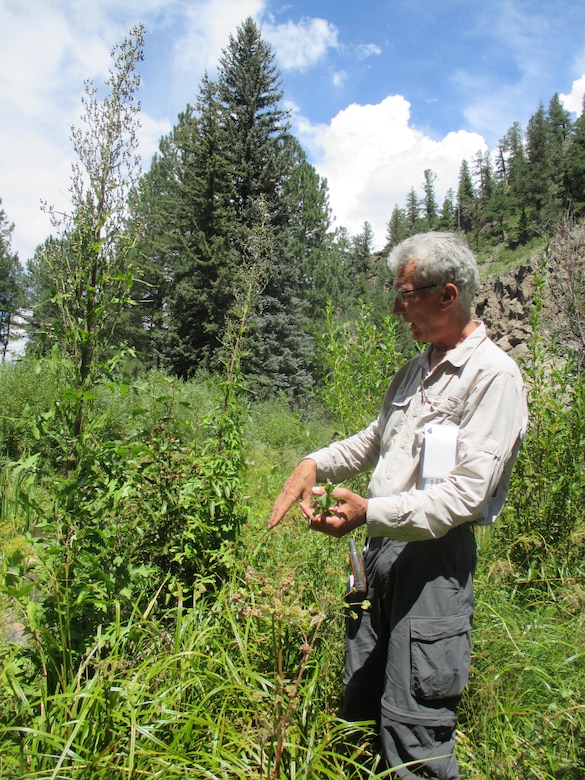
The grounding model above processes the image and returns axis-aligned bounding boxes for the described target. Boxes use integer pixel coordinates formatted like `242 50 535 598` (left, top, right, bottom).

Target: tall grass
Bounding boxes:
0 571 376 778
459 565 585 779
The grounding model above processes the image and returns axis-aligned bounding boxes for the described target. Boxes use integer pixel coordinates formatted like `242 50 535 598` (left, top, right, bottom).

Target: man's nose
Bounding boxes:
392 297 405 315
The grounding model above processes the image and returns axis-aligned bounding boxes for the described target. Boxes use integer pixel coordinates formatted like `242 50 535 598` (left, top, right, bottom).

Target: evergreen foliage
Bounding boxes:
0 200 25 361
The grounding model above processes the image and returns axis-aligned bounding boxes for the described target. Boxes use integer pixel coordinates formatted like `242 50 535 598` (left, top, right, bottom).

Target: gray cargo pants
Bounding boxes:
344 523 476 779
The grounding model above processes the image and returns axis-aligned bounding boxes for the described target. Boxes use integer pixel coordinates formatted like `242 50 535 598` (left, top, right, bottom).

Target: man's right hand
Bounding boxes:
268 458 317 530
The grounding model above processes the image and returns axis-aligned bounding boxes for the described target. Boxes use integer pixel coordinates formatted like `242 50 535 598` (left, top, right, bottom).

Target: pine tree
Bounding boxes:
547 93 573 212
566 95 585 215
456 159 476 234
0 199 25 360
386 205 409 249
421 169 439 229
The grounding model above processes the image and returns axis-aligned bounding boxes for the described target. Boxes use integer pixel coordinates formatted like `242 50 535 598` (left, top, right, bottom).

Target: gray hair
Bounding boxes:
387 231 479 311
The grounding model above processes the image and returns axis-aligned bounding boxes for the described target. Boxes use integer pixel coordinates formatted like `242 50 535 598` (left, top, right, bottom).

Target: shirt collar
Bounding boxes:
425 320 487 369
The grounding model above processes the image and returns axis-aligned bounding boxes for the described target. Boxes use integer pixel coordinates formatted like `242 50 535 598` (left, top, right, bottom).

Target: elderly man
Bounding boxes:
269 231 527 779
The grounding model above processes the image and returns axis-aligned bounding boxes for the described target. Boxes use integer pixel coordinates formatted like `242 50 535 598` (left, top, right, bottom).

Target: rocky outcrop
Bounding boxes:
474 265 537 361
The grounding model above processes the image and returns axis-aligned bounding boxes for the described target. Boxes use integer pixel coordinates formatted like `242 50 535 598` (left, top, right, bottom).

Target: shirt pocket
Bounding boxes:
409 613 471 701
428 394 463 426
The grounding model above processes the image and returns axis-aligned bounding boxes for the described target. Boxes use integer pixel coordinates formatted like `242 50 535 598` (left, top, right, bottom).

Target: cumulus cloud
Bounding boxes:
332 71 347 89
295 96 487 250
560 74 585 115
262 16 339 70
173 0 265 75
354 43 382 59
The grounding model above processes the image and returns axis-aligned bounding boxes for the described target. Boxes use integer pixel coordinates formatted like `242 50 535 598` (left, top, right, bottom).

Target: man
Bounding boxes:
269 231 528 779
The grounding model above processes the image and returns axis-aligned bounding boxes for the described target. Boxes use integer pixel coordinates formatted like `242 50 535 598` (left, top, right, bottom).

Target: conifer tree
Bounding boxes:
386 205 409 249
0 199 25 360
118 141 177 368
525 102 555 227
217 17 290 232
546 93 573 212
167 75 239 376
421 169 439 229
566 96 585 215
456 159 476 234
215 18 325 395
438 189 456 231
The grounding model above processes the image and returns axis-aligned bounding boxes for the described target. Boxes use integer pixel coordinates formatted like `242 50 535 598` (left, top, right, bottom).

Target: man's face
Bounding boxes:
392 259 444 344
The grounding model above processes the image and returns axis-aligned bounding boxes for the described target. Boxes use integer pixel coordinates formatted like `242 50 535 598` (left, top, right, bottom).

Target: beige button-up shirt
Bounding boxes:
309 322 528 541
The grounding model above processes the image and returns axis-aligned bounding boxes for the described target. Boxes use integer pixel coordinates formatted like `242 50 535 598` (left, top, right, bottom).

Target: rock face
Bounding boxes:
474 224 585 362
474 265 537 361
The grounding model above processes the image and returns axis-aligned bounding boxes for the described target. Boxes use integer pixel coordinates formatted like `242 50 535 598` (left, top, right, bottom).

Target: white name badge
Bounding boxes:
420 423 458 490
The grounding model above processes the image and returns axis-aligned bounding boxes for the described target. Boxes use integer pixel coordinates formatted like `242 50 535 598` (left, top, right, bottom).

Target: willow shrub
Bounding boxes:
315 299 410 438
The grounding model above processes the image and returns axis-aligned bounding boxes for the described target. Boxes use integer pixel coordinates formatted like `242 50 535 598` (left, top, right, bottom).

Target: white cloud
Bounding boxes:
262 17 339 70
295 96 486 250
332 70 347 89
560 74 585 115
0 0 150 261
137 114 174 164
355 43 382 59
173 0 265 75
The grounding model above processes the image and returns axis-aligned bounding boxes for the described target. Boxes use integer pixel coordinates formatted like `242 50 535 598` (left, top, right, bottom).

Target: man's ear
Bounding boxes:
441 283 459 309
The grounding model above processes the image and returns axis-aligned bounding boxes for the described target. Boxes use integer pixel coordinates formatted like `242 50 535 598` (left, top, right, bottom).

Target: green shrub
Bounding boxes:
0 359 60 460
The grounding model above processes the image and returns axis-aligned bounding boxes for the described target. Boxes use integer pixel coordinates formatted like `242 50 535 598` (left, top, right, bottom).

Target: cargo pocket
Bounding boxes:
410 614 471 701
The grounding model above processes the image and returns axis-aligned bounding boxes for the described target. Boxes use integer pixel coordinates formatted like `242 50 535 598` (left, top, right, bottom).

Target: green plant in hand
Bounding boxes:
313 480 336 517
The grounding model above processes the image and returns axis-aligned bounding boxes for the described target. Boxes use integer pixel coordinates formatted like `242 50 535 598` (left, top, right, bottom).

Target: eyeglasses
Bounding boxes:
393 284 440 303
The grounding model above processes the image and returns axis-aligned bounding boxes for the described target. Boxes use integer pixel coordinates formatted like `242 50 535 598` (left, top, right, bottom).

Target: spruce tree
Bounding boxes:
0 199 25 360
386 205 409 249
438 189 456 231
493 122 528 245
525 102 554 227
217 17 290 231
168 76 238 376
216 18 325 396
546 93 573 213
456 159 476 234
421 169 439 229
118 141 177 369
566 96 585 215
126 18 334 392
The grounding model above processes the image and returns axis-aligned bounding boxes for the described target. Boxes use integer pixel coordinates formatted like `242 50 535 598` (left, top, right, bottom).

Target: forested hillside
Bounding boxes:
1 19 585 780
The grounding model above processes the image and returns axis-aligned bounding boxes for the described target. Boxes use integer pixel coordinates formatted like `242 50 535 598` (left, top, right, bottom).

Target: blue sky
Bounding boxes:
1 0 584 262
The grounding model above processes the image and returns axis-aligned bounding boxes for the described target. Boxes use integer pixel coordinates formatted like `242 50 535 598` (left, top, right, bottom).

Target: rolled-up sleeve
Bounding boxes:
309 420 380 483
